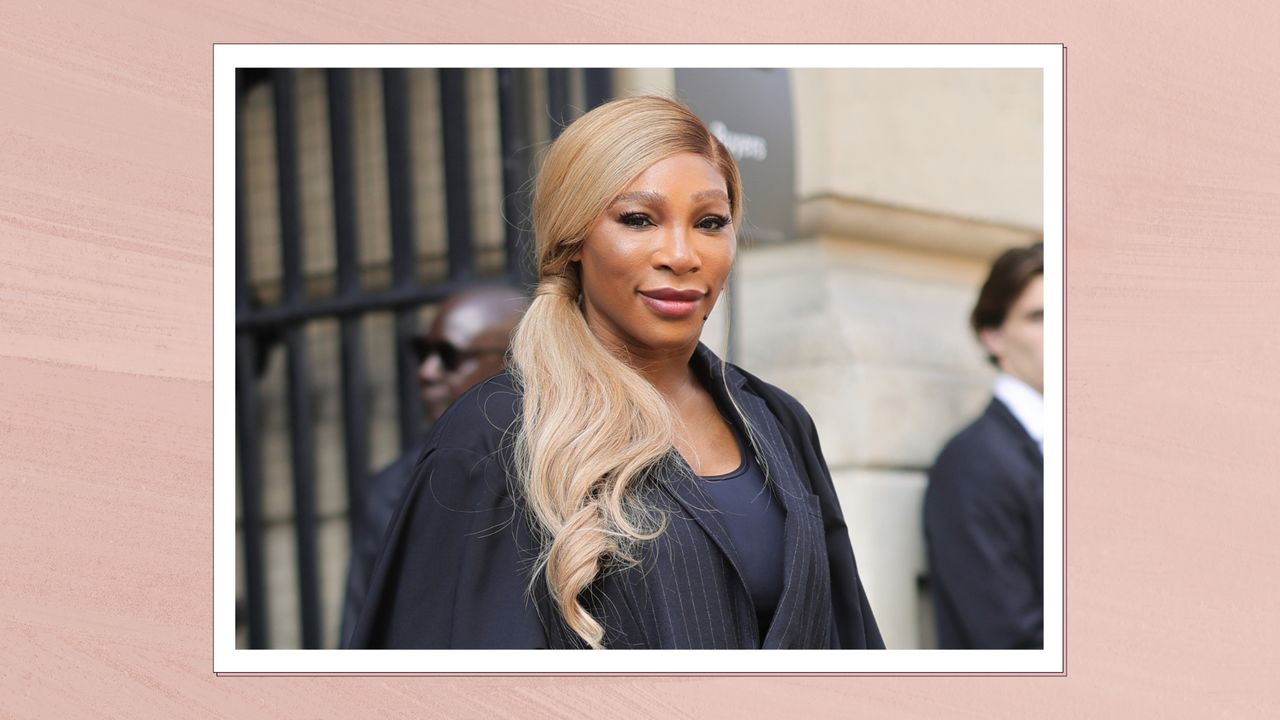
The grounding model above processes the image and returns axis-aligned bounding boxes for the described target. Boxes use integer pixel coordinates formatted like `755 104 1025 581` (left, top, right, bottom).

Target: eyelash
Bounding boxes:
616 212 732 231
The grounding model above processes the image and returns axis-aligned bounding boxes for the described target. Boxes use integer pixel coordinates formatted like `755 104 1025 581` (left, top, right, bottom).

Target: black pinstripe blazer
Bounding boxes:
347 344 883 649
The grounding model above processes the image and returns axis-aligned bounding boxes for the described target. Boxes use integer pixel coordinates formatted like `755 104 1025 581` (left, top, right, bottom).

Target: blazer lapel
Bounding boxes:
653 344 829 647
696 344 826 647
656 457 750 590
987 399 1043 467
652 346 766 640
729 383 823 648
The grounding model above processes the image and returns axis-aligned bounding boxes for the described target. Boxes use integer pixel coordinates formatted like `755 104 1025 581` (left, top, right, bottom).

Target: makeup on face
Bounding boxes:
574 153 736 357
636 286 707 319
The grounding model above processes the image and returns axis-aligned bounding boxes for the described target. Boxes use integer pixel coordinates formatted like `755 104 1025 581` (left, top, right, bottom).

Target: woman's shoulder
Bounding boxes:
425 370 523 456
401 371 523 533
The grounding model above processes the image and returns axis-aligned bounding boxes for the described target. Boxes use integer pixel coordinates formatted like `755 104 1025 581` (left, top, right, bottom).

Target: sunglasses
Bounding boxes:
411 337 506 371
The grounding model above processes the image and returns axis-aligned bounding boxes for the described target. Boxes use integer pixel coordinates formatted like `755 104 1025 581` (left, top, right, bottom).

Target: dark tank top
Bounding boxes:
698 421 786 641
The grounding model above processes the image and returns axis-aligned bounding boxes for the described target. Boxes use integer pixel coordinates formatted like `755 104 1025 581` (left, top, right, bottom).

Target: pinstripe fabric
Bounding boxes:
349 344 884 649
536 347 880 650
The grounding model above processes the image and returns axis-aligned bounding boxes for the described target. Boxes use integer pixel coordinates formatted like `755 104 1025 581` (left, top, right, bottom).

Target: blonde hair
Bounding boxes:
509 95 744 648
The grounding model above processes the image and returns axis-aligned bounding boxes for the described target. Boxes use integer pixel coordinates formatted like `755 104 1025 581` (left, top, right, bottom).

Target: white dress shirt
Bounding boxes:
993 373 1043 452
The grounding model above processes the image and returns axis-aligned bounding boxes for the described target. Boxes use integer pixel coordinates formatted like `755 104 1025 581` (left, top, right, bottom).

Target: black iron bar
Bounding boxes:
326 69 370 552
439 69 475 281
234 67 269 649
272 68 322 649
235 277 518 332
496 68 531 285
583 68 612 112
382 68 424 450
547 68 569 140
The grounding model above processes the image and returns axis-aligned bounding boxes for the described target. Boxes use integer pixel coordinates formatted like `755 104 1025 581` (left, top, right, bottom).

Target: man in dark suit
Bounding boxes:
339 284 528 646
924 242 1044 649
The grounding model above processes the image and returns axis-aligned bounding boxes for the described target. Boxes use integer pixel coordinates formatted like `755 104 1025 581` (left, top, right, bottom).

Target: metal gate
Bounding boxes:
234 67 612 648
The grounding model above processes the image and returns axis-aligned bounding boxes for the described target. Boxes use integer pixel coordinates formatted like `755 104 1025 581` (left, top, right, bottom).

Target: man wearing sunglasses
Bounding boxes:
341 284 529 645
413 288 526 425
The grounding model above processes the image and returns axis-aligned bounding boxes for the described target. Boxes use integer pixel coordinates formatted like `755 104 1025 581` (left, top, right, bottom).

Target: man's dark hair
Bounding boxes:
971 240 1044 365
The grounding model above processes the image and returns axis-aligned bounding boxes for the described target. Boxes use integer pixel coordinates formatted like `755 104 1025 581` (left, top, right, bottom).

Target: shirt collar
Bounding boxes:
993 372 1043 448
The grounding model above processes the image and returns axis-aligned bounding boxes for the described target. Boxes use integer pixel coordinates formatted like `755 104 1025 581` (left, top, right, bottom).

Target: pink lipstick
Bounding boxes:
638 287 705 319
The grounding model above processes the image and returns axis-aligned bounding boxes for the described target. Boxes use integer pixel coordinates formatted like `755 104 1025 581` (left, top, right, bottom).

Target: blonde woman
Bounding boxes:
347 96 882 650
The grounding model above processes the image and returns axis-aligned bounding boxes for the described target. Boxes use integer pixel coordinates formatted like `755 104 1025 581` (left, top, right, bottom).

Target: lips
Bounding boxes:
638 287 705 319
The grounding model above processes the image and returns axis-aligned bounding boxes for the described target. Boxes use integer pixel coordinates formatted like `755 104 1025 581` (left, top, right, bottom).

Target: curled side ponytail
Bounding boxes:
511 274 674 648
507 95 744 648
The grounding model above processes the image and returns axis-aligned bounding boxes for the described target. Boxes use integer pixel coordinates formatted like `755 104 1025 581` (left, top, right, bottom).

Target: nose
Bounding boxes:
653 225 701 275
419 353 444 384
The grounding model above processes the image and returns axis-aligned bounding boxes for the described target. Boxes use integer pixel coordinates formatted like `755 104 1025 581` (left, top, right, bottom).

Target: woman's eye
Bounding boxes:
618 212 652 228
697 215 731 230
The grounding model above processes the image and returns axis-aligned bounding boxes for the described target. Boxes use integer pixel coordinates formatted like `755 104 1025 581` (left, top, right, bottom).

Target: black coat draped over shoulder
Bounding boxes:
346 343 883 649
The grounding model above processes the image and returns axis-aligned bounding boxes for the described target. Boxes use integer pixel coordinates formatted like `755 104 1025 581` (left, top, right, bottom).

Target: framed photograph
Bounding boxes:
214 43 1063 674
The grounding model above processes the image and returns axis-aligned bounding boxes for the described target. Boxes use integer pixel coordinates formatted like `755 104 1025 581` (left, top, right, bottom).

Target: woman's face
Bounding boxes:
572 152 736 358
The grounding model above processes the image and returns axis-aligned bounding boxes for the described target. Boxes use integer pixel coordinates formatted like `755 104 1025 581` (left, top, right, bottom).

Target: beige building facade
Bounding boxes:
754 69 1042 648
620 68 1044 648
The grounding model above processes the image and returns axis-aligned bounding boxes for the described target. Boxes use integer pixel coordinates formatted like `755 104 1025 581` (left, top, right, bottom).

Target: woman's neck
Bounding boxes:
583 311 704 403
632 346 701 403
595 333 702 404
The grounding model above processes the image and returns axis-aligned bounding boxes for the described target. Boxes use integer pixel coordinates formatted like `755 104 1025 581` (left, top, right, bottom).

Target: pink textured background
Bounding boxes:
3 1 1277 716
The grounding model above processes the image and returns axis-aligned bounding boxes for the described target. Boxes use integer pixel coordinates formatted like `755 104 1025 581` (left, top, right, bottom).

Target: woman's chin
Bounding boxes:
633 327 704 354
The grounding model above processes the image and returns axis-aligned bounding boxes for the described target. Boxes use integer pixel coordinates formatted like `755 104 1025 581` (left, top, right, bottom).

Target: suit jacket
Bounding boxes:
339 439 426 648
346 343 883 649
924 397 1044 649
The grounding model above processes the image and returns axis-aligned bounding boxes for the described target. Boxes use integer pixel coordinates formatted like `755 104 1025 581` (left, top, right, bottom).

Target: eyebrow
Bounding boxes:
610 189 730 205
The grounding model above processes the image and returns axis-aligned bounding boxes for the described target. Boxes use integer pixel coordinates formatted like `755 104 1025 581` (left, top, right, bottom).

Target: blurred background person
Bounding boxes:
339 284 528 645
923 242 1044 649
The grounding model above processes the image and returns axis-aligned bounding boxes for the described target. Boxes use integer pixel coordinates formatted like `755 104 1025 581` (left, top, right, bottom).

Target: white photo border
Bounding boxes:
214 43 1065 674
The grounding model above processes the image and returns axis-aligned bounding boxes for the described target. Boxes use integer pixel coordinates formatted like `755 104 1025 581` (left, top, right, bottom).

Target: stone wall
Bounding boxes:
734 68 1044 647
